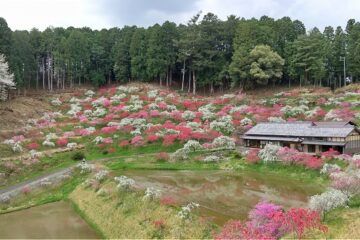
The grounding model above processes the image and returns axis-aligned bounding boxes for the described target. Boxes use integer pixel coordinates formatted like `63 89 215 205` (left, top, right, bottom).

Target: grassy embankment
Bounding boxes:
69 180 214 239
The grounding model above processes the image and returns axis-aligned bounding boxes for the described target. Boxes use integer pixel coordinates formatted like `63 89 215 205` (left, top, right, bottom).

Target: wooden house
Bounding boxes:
241 121 360 154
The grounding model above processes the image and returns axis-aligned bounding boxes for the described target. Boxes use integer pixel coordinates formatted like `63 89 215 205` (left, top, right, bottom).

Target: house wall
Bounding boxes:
344 130 360 154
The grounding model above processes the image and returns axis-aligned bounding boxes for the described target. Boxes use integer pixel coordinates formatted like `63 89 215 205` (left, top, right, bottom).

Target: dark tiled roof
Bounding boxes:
244 121 355 138
241 135 302 142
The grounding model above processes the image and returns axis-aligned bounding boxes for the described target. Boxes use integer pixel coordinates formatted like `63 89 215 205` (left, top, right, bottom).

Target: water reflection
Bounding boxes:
118 170 322 225
0 201 99 239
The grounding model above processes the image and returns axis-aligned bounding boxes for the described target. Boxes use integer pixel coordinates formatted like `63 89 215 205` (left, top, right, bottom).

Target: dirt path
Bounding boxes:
0 144 85 162
0 152 157 200
0 167 73 198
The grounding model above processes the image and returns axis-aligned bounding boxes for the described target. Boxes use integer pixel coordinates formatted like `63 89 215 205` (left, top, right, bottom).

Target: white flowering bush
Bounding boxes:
69 97 81 103
183 140 203 152
147 90 158 98
309 188 349 214
210 116 235 134
320 163 341 175
203 155 220 162
91 97 106 107
143 187 161 201
30 150 41 158
66 142 78 149
67 103 82 116
93 107 107 117
95 170 109 182
167 104 177 111
51 98 62 106
305 107 320 118
86 127 96 134
281 105 309 117
267 116 286 123
177 202 200 219
76 162 95 174
40 178 52 187
182 110 196 121
212 136 235 149
42 140 55 147
93 136 104 144
299 98 310 105
114 176 135 190
258 143 280 162
0 195 11 204
3 139 23 153
171 148 190 161
325 97 341 106
85 90 95 97
239 117 252 126
325 109 343 121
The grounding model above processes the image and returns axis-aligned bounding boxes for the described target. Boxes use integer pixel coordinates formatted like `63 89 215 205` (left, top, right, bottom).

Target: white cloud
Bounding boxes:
0 0 110 30
0 0 359 31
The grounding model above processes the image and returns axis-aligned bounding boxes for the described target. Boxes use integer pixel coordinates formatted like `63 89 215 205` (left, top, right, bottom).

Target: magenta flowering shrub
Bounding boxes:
247 202 284 238
215 202 327 240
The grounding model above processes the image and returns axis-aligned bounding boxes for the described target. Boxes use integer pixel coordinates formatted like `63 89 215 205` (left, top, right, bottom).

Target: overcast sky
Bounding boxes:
1 0 359 31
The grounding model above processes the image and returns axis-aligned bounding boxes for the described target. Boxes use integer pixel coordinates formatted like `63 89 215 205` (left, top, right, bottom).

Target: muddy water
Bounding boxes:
119 170 323 225
0 201 99 239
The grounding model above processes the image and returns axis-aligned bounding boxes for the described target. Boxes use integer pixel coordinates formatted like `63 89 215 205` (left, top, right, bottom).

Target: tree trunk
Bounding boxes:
192 70 196 95
181 60 186 91
42 58 45 90
160 75 162 87
166 68 169 88
170 68 172 87
47 56 51 91
188 69 191 93
210 81 214 95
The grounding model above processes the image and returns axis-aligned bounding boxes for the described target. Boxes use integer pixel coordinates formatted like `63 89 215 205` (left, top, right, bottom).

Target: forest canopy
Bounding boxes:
0 13 359 93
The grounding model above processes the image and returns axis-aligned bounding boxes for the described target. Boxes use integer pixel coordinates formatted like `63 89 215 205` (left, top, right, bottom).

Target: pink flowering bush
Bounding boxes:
118 140 129 148
271 208 327 239
27 142 40 150
160 196 176 206
321 148 340 159
246 148 260 164
147 134 159 143
156 152 169 161
214 220 274 240
56 138 68 147
162 134 177 146
131 136 144 146
277 147 301 164
102 137 113 144
215 202 327 240
101 126 117 134
305 157 324 169
330 173 360 196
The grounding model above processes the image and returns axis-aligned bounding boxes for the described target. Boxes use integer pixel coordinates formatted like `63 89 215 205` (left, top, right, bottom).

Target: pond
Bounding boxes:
117 169 323 225
0 201 99 239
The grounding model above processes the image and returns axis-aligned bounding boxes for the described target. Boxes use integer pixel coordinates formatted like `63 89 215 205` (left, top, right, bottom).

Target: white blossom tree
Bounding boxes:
0 54 15 101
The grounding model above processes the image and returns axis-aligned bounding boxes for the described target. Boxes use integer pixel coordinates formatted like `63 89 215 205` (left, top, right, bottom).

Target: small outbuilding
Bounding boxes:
241 121 360 154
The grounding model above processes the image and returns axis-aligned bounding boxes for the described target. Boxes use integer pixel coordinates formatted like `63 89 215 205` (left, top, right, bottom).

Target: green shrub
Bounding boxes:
72 151 85 161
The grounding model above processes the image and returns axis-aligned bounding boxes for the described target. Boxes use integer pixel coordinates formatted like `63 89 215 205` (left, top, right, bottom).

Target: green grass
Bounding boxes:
222 155 328 186
0 141 182 189
0 174 85 214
